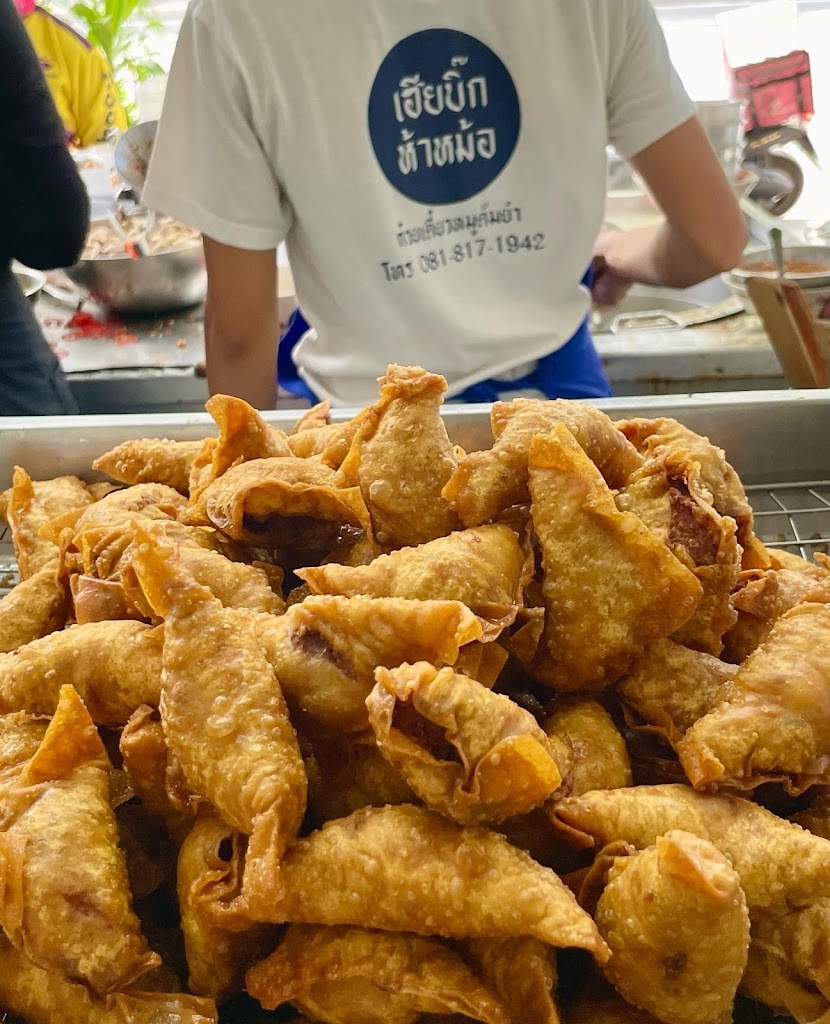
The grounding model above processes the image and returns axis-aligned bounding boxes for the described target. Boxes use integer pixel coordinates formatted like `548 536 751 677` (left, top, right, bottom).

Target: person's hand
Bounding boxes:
590 230 635 309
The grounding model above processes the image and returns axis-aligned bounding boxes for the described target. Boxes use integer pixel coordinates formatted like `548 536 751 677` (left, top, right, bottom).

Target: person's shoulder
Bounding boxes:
28 6 95 54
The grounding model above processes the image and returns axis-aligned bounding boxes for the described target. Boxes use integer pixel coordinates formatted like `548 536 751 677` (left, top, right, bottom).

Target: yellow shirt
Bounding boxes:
24 7 127 148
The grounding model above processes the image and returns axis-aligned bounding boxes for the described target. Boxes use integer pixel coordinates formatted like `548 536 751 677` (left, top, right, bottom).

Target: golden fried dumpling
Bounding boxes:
0 936 217 1024
7 467 91 578
337 364 461 549
677 603 830 793
466 937 560 1024
0 620 163 726
287 400 362 468
246 924 511 1024
0 686 158 994
617 640 736 745
593 831 749 1024
443 398 642 528
178 817 277 1003
258 804 609 959
528 427 701 691
553 784 830 914
188 394 293 500
129 525 306 919
251 595 482 733
368 663 567 825
298 524 531 637
93 438 205 495
0 559 69 653
545 699 632 797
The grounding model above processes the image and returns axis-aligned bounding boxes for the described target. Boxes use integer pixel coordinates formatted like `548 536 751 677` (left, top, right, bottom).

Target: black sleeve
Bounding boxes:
0 0 90 269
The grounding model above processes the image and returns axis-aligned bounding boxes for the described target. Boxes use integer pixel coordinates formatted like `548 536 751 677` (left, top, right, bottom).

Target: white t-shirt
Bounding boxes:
144 0 694 406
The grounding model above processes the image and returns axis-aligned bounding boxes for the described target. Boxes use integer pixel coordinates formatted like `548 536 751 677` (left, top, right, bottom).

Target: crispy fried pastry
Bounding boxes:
337 364 461 549
593 831 749 1024
0 559 69 653
178 817 276 1003
368 663 567 825
545 699 632 797
0 686 158 994
677 603 830 793
251 596 482 733
0 620 163 726
617 640 736 745
443 398 643 527
553 784 830 913
0 936 216 1024
466 937 560 1024
298 524 531 637
93 439 205 495
246 924 511 1024
259 804 609 958
528 428 701 691
129 526 306 917
183 456 371 549
8 468 91 578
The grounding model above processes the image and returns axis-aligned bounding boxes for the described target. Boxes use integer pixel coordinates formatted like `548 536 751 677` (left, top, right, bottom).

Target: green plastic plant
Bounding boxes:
67 0 165 123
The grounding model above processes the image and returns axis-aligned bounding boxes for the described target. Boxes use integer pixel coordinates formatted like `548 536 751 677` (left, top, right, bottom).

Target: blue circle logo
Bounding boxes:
368 29 521 206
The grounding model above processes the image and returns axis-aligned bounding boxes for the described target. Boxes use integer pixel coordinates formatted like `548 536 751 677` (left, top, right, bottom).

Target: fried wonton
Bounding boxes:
618 456 741 656
120 705 191 846
0 620 163 726
723 568 830 664
617 640 736 745
130 526 306 918
7 468 91 579
768 548 830 578
301 729 415 827
337 364 461 549
93 438 205 495
466 937 560 1024
553 783 830 914
0 936 217 1024
260 804 609 958
527 427 701 691
443 398 643 528
0 559 69 653
178 817 277 1003
677 603 830 794
298 524 531 637
0 686 158 994
742 900 830 1024
246 924 511 1024
617 417 764 565
368 663 567 825
183 456 371 551
288 401 362 468
792 789 830 841
47 483 186 543
188 394 293 501
251 595 482 733
545 699 632 797
592 831 749 1024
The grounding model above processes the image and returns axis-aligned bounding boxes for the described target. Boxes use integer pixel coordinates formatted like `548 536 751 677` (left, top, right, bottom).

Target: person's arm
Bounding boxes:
593 117 749 301
0 0 89 268
203 238 279 409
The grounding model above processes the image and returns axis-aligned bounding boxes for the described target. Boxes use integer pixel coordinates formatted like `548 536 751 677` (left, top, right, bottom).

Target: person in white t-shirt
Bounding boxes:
143 0 748 409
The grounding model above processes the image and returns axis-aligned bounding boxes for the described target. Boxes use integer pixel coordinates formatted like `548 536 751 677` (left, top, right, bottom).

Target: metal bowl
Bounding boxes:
12 267 46 305
731 245 830 287
64 244 207 316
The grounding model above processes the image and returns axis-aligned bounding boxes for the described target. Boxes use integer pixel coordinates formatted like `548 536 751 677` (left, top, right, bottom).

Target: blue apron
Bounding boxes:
278 270 612 404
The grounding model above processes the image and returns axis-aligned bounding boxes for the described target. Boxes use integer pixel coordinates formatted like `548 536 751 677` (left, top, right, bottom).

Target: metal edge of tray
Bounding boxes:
0 390 828 487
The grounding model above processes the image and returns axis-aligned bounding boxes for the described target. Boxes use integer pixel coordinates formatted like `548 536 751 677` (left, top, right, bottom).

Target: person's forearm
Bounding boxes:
602 222 746 291
204 296 278 409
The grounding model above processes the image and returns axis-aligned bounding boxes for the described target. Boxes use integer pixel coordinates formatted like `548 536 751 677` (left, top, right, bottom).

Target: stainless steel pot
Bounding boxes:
64 244 207 316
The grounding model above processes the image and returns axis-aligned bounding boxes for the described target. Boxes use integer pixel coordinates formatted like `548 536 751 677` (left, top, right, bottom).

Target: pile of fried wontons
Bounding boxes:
0 364 829 1024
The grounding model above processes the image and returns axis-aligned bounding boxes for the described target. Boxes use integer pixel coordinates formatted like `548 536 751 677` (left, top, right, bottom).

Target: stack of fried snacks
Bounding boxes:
0 363 827 1024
